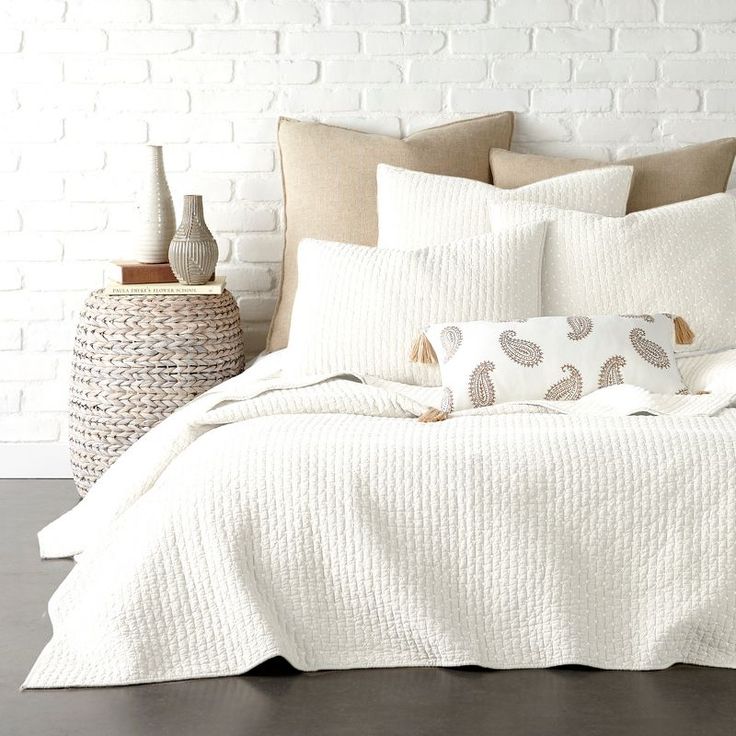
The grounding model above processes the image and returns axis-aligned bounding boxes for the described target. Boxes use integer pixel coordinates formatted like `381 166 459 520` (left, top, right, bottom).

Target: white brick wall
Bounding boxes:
1 0 735 476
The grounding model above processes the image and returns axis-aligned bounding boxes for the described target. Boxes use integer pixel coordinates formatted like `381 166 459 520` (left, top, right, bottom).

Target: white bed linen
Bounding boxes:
24 352 736 688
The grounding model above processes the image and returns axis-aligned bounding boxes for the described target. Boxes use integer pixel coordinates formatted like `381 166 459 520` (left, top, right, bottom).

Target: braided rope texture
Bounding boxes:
69 289 245 496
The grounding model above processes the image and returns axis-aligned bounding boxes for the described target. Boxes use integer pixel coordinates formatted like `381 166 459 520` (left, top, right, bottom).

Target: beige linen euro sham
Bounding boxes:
490 139 736 213
268 112 515 351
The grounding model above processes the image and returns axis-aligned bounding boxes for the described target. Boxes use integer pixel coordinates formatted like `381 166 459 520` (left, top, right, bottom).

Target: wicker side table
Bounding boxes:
69 290 245 496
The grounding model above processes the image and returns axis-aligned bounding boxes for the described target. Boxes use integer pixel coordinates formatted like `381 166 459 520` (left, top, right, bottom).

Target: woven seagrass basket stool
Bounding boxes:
69 289 245 496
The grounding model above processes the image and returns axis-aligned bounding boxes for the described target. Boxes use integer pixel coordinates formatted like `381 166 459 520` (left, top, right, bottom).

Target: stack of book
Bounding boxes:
104 262 225 295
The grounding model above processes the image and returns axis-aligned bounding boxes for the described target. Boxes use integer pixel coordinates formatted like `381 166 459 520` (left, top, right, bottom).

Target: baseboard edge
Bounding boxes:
0 443 72 478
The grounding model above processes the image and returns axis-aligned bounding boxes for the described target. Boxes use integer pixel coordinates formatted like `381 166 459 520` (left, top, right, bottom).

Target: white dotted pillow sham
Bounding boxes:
487 194 736 356
415 314 690 417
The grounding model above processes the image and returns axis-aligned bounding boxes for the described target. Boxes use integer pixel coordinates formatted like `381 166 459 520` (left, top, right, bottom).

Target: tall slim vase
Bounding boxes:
168 195 219 285
133 145 176 263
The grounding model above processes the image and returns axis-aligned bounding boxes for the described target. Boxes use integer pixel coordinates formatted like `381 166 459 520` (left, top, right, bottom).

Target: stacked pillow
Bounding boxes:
376 163 633 249
287 164 634 385
278 114 736 411
269 113 514 351
487 195 736 357
287 225 547 386
377 165 736 355
490 139 736 212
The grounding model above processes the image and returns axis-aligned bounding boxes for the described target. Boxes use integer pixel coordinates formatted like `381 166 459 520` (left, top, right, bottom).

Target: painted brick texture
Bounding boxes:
1 0 735 472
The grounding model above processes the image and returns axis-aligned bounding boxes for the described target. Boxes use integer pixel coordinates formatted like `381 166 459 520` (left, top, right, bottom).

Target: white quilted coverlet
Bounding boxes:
24 357 736 688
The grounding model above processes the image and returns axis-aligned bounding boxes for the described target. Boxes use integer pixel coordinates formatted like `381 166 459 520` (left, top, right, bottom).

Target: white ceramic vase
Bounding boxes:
168 195 219 285
133 145 176 263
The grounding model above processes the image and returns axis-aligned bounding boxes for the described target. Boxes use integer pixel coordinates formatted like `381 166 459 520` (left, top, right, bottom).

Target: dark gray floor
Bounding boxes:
2 480 736 736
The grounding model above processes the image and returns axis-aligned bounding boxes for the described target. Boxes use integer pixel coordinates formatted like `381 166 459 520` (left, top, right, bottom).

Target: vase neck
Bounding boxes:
182 195 204 222
175 194 213 240
147 145 165 174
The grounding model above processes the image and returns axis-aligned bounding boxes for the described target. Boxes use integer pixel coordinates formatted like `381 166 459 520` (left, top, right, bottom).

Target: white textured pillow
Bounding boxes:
678 349 736 394
422 314 687 414
488 194 736 356
287 224 548 386
376 163 633 249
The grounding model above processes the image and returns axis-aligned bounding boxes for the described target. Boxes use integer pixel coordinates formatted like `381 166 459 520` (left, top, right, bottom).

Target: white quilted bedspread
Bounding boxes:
24 353 736 687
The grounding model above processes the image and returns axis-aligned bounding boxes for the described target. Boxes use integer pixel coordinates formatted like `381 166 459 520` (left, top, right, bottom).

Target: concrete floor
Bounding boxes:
2 479 736 736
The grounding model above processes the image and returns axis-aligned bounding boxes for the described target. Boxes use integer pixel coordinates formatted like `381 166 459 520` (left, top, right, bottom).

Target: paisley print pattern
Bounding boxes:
499 330 543 367
598 355 626 388
630 328 671 369
429 315 685 414
468 361 496 408
440 387 454 414
566 315 593 341
440 325 463 363
545 364 583 401
621 314 655 323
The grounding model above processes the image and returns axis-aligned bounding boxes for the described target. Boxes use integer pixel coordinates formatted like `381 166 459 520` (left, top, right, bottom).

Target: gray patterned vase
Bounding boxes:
168 195 218 285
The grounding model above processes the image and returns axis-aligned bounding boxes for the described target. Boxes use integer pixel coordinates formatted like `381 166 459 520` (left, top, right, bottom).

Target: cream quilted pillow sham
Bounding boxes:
287 223 548 386
376 163 633 250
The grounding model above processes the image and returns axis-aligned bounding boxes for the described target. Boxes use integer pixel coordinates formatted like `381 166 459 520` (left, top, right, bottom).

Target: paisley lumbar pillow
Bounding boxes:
412 314 692 419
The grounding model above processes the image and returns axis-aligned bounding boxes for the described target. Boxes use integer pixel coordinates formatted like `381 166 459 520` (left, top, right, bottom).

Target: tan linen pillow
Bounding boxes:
490 139 736 213
268 113 515 351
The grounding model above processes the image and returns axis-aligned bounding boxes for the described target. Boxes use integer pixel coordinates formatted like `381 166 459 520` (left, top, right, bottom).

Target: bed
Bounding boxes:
23 117 736 688
23 348 736 688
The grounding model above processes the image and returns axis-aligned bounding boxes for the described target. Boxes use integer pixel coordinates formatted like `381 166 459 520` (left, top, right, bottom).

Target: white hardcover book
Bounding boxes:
104 277 225 296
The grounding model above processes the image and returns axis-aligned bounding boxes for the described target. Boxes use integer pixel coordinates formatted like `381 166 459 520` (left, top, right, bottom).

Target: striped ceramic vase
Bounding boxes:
168 195 218 285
